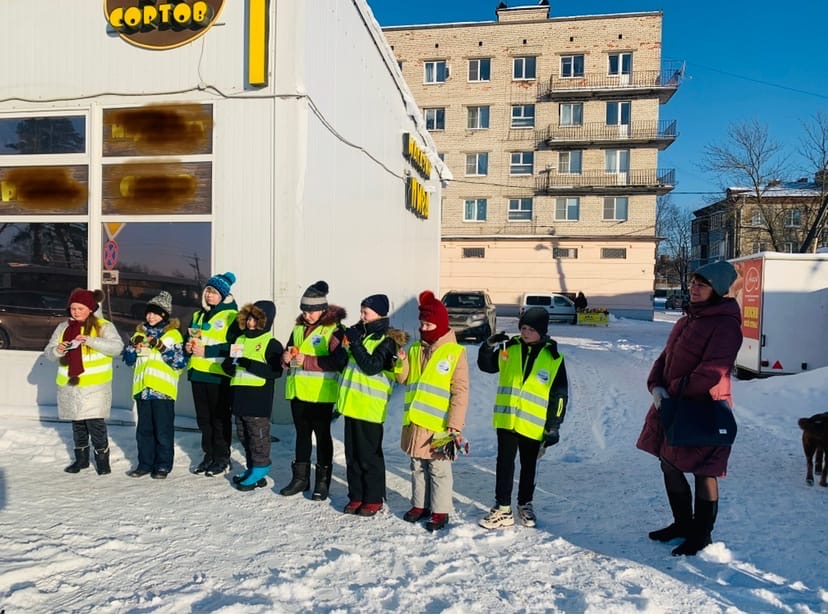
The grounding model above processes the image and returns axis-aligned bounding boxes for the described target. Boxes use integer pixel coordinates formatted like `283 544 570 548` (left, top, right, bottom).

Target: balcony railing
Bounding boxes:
535 168 675 194
538 120 677 149
538 61 684 102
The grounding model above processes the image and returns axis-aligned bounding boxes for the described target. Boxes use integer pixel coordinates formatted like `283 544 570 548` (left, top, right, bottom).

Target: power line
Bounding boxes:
687 61 828 100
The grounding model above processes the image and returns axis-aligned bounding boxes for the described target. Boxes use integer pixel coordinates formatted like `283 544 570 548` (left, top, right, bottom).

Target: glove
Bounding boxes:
345 325 364 346
235 357 252 369
486 331 509 347
542 426 560 448
132 335 145 347
147 337 167 353
652 386 669 410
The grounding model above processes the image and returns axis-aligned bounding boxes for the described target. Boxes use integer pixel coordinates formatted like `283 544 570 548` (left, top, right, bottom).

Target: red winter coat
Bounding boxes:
636 298 742 476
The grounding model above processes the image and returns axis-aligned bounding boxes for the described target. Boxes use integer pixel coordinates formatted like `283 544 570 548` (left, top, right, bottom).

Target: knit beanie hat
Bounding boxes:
146 291 173 319
361 293 390 317
300 280 329 312
693 261 737 297
205 272 236 299
519 307 549 336
418 290 450 333
67 288 99 312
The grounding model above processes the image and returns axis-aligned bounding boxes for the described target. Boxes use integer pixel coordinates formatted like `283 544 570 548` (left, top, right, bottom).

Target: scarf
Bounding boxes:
62 318 84 378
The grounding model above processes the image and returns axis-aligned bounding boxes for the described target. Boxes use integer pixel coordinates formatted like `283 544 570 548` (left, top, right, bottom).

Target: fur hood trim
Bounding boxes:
386 327 410 348
237 302 275 331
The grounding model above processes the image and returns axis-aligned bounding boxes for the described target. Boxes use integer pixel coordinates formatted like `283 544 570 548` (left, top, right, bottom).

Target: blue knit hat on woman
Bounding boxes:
205 272 236 299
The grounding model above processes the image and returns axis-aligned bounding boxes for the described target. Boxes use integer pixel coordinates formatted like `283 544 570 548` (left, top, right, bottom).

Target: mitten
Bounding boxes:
486 331 509 346
345 325 364 346
652 386 669 410
542 426 560 448
236 357 252 369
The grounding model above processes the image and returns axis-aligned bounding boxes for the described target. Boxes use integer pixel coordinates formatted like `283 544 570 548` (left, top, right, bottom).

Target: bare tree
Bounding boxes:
702 120 790 251
656 194 692 293
798 111 828 252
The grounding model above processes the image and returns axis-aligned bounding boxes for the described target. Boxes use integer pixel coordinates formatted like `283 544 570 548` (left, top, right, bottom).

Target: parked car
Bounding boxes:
441 290 497 342
665 293 689 311
519 293 577 324
0 290 67 350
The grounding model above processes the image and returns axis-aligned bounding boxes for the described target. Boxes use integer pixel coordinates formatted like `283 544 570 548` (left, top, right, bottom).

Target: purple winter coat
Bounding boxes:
636 297 742 476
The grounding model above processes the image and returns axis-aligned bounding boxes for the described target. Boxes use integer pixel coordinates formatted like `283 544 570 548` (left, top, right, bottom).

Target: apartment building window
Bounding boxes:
464 198 487 221
561 54 584 78
750 209 766 227
508 197 533 221
782 241 796 253
424 60 449 84
606 101 631 126
462 247 486 258
601 247 627 259
468 58 491 82
467 106 490 129
784 209 801 227
752 241 769 253
608 52 632 76
555 197 580 221
553 247 578 259
513 56 537 80
559 151 582 174
560 102 583 126
511 104 535 128
510 152 534 175
605 149 630 174
465 152 488 176
603 196 629 221
423 107 445 130
711 212 724 229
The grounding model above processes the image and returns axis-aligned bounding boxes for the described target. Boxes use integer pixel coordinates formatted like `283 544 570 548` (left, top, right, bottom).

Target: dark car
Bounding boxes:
441 290 497 342
0 290 67 350
665 293 689 311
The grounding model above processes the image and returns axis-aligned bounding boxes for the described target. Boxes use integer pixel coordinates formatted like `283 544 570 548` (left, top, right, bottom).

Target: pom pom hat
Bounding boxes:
204 272 236 299
146 291 173 319
300 280 329 312
67 288 100 313
417 291 450 334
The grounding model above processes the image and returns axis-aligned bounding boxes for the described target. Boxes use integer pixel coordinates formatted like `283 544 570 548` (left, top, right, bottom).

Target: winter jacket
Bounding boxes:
45 318 125 421
477 334 569 432
122 318 188 400
636 297 742 476
283 305 348 401
185 297 238 384
397 329 470 459
222 301 284 418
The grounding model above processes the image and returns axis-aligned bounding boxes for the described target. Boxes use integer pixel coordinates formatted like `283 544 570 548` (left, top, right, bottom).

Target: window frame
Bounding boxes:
608 52 632 76
463 198 488 222
510 104 536 129
464 152 489 176
468 58 492 82
513 56 537 80
601 247 627 259
603 196 629 221
552 247 579 259
509 151 534 176
784 208 801 227
558 151 583 175
424 60 449 84
560 54 585 78
467 105 491 130
555 197 580 221
559 102 584 127
507 197 533 222
423 107 446 131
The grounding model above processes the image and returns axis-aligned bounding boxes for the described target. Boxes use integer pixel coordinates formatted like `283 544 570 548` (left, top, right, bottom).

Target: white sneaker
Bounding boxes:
517 503 537 528
479 505 515 529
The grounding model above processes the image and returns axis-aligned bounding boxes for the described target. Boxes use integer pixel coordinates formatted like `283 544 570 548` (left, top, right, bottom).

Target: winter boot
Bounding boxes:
192 454 213 474
672 499 718 556
649 489 693 542
64 446 90 473
237 465 271 491
232 468 252 485
94 447 111 475
311 465 332 501
204 458 231 477
279 461 310 496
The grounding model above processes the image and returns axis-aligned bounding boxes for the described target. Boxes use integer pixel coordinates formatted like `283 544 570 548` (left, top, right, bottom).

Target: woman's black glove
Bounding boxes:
345 325 364 346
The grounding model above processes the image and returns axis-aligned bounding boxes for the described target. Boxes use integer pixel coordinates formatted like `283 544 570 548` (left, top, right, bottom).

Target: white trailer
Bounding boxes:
730 252 828 378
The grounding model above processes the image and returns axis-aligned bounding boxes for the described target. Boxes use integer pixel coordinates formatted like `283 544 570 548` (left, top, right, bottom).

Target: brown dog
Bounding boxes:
798 412 828 487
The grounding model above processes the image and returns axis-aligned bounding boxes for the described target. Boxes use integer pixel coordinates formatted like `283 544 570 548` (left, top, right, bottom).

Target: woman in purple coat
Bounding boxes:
636 260 742 556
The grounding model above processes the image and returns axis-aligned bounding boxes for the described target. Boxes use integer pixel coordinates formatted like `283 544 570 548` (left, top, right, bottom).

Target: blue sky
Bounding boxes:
366 0 828 213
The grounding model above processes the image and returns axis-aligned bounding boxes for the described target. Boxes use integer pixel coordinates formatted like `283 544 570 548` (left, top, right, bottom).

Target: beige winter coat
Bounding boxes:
45 319 125 421
397 329 469 460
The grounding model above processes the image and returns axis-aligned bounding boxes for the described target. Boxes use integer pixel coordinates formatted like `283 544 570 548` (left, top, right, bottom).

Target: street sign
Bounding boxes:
103 240 119 270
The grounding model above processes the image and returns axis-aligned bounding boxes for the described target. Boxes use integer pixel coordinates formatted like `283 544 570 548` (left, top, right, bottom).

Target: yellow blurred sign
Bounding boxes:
104 222 125 240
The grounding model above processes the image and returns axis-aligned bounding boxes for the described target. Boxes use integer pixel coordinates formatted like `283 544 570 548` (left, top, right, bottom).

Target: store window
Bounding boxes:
0 116 85 155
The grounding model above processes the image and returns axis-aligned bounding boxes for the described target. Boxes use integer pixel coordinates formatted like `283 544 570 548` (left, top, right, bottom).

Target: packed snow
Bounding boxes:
1 311 826 613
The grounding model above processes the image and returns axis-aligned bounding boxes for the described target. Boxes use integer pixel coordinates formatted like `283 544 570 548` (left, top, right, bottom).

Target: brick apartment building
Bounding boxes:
383 2 682 318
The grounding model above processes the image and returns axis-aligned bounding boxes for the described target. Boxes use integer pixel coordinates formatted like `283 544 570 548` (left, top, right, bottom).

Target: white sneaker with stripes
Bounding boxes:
479 505 515 529
517 503 537 528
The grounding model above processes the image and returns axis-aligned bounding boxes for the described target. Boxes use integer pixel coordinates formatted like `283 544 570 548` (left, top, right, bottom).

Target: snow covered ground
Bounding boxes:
1 311 827 613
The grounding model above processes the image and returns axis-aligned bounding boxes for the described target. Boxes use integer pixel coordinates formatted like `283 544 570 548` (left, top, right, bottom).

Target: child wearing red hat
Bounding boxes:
396 291 469 531
44 288 124 475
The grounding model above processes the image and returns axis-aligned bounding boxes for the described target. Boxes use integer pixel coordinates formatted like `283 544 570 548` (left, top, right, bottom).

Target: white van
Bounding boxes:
519 293 577 324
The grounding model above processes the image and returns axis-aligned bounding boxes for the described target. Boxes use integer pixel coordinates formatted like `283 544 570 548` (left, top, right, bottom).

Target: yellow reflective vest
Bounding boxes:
336 335 394 424
130 328 184 399
56 323 115 387
402 342 463 432
230 332 271 388
188 309 236 377
285 323 340 403
493 342 563 441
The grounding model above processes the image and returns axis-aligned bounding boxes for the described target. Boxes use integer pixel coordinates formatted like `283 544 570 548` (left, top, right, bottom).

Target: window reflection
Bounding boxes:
0 116 85 155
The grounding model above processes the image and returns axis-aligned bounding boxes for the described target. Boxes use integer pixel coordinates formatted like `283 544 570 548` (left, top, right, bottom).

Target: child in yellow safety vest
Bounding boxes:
476 306 569 530
396 291 469 532
122 291 188 480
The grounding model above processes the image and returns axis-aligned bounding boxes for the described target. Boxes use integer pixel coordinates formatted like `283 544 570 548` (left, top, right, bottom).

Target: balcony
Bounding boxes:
537 61 684 103
537 120 677 150
535 168 675 195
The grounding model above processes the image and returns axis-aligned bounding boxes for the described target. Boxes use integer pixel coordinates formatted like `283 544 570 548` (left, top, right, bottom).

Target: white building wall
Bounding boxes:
0 0 444 418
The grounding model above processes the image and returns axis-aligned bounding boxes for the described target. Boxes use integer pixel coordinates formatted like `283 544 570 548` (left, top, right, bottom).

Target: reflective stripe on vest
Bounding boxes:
493 342 563 441
336 335 393 424
402 342 463 432
131 329 184 399
285 323 340 402
56 323 114 387
230 332 271 388
189 310 236 377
